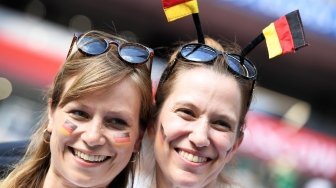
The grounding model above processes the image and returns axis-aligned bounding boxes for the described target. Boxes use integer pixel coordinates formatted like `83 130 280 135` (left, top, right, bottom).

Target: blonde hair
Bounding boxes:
0 30 152 188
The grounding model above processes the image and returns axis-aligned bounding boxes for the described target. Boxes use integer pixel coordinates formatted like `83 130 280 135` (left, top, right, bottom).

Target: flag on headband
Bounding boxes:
262 10 308 59
162 0 199 22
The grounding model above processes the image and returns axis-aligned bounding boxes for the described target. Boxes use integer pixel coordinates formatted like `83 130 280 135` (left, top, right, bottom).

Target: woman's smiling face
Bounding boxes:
47 76 141 187
153 67 244 188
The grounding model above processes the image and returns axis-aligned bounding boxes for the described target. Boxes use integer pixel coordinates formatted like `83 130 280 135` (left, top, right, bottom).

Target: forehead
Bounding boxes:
61 76 141 105
169 67 243 113
174 67 241 92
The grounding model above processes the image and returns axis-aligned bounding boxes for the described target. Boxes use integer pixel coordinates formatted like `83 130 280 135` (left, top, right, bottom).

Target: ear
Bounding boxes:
47 98 54 132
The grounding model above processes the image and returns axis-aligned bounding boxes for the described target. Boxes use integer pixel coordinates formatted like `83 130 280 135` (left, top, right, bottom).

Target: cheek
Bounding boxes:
158 115 187 143
49 120 66 144
49 127 67 165
59 120 78 136
49 120 79 155
55 120 79 142
112 132 131 144
112 140 137 162
211 132 236 156
110 130 139 153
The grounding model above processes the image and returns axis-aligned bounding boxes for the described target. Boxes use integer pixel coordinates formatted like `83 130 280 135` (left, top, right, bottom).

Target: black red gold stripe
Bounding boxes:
262 10 308 58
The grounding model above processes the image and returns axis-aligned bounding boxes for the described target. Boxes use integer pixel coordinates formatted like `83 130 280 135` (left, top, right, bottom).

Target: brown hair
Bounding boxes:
154 37 254 138
0 30 152 188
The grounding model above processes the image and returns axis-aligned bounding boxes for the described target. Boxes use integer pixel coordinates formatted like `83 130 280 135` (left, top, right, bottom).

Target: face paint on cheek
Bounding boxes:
160 124 167 139
113 132 131 144
225 147 232 157
59 120 78 136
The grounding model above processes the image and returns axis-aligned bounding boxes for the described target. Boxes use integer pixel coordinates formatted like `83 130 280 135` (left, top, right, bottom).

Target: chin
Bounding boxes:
171 174 205 188
71 179 106 188
65 173 108 188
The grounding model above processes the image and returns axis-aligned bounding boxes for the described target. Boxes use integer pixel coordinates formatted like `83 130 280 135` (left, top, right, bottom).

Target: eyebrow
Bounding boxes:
174 100 196 107
174 100 239 127
68 102 136 124
212 114 238 129
66 102 90 111
173 100 199 112
105 111 135 124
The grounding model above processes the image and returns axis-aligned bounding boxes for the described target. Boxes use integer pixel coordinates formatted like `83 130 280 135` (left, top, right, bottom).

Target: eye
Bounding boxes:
105 118 129 130
176 108 196 120
211 120 232 132
68 110 90 120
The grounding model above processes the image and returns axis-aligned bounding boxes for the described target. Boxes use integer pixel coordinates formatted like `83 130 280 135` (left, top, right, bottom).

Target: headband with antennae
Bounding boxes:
162 1 308 62
162 0 205 43
241 10 308 61
192 13 205 44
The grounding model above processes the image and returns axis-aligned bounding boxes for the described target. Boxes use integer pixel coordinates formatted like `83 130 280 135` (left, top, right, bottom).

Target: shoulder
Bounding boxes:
0 140 28 177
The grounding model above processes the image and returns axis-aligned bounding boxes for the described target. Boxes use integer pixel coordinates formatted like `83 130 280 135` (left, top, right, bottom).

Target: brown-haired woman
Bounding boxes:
137 37 256 188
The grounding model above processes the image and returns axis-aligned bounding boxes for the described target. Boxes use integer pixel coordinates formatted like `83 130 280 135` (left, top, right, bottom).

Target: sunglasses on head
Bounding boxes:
157 43 256 106
159 43 257 86
178 43 257 80
66 32 154 70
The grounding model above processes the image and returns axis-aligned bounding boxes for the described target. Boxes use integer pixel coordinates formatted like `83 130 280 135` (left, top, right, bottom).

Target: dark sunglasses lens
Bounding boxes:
243 59 257 78
120 44 149 64
181 45 216 62
227 55 256 79
227 55 245 74
77 36 108 55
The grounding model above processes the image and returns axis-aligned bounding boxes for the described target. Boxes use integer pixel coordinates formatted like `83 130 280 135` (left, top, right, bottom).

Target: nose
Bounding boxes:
188 120 210 148
81 121 106 147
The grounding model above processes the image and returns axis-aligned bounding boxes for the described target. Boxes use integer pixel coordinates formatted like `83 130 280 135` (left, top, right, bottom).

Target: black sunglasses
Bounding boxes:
178 43 257 80
159 43 257 86
66 32 154 70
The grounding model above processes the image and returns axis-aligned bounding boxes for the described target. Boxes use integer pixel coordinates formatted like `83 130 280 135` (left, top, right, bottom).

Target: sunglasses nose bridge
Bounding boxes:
216 51 227 60
105 39 120 48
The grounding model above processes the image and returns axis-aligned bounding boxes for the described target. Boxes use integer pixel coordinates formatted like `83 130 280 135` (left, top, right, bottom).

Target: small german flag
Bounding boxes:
162 0 199 22
262 10 308 59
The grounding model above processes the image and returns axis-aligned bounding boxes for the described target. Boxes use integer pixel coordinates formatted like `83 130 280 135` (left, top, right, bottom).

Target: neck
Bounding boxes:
155 167 219 188
155 167 174 188
43 167 66 188
43 166 83 188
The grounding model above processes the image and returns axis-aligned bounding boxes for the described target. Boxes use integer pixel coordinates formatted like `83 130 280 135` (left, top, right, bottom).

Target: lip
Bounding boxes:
68 147 111 167
174 148 211 167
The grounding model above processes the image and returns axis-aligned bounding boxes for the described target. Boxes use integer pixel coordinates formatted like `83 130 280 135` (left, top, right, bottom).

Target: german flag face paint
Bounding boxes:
60 120 78 136
160 124 167 140
113 132 131 144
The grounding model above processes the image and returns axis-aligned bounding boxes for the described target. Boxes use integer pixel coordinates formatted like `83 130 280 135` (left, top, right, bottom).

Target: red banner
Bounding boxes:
240 112 336 181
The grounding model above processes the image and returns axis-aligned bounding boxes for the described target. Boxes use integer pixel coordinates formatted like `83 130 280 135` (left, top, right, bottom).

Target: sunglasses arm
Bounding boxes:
66 34 77 58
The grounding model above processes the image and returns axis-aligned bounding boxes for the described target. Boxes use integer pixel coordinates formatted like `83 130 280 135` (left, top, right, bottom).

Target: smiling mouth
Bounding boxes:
69 147 110 163
176 149 209 163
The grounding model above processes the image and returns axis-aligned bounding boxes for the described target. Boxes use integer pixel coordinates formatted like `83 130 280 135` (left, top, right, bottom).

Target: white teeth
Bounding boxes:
74 150 107 162
178 150 207 163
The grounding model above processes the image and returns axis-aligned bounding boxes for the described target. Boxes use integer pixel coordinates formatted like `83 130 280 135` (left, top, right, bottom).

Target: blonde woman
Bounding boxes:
1 30 153 188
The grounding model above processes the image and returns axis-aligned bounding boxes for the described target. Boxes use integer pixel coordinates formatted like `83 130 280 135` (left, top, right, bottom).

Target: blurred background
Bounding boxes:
0 0 335 187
